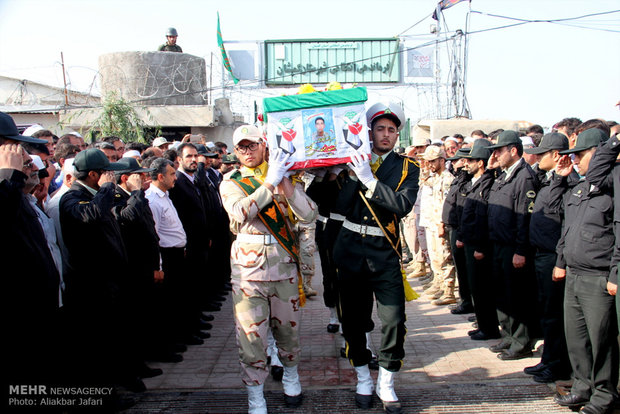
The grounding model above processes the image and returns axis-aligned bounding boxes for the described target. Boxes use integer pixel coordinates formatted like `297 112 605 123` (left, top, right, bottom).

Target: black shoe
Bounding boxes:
184 335 204 345
327 324 340 333
119 376 146 393
138 364 163 379
355 393 373 409
533 368 557 383
381 399 403 414
148 351 183 363
470 331 501 341
202 314 215 322
497 349 533 360
553 393 589 407
195 330 211 339
270 365 283 381
468 329 480 336
340 347 347 358
451 304 475 315
368 357 379 370
284 393 303 408
489 342 511 353
467 315 477 322
197 321 213 330
579 403 608 414
203 303 221 312
524 362 546 375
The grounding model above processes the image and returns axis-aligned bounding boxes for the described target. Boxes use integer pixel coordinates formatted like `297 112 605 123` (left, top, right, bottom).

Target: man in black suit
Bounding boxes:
333 102 419 413
168 143 213 344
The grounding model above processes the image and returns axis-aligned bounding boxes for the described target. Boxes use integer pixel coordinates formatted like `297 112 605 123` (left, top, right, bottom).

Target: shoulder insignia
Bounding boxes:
79 201 90 205
528 201 535 213
526 190 536 198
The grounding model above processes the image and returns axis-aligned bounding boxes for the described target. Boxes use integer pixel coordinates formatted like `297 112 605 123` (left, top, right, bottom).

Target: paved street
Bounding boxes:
125 263 616 413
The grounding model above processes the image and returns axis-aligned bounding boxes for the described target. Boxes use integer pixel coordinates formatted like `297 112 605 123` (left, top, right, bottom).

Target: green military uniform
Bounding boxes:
158 43 183 52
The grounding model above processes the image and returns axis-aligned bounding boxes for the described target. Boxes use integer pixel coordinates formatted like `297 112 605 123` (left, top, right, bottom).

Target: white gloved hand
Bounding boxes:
347 152 377 187
265 149 292 187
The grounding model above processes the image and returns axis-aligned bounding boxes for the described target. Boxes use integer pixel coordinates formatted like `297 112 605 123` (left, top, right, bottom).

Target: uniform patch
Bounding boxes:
79 201 89 204
526 190 536 198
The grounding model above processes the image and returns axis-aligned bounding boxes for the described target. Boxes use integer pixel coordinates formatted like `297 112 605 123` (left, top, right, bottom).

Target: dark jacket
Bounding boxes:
555 178 615 277
169 171 210 257
59 181 127 307
487 158 540 255
529 170 580 252
112 186 160 284
442 168 469 235
333 152 419 273
2 168 60 317
460 168 498 252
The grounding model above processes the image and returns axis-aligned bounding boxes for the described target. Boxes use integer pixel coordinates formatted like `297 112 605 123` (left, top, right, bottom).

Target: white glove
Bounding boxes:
347 152 377 187
265 149 292 187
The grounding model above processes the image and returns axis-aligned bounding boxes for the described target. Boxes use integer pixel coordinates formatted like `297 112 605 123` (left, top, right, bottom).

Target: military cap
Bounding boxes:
233 125 263 146
0 112 47 144
222 154 239 164
462 138 493 160
366 102 406 131
74 148 125 172
115 157 154 174
446 147 471 161
524 132 568 155
559 128 608 155
420 145 446 161
487 130 522 149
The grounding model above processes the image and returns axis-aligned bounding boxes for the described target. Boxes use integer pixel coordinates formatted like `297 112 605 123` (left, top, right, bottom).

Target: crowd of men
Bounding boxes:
3 106 619 414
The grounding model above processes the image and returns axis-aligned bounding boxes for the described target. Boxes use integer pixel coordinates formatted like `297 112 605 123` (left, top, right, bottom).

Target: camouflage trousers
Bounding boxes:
402 211 429 265
296 220 317 284
232 277 301 385
425 227 456 294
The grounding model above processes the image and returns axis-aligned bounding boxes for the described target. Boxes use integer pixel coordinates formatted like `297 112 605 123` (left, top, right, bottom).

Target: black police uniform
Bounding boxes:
333 151 419 371
556 175 619 411
528 169 579 379
60 181 131 386
460 168 501 338
2 168 61 386
306 171 345 311
113 186 162 359
487 158 540 356
442 167 472 312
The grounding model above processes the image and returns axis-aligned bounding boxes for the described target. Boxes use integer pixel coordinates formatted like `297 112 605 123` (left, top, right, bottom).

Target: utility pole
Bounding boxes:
60 52 69 106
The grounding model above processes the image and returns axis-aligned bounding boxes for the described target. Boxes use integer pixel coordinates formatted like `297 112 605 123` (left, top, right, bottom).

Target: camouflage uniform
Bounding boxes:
220 166 317 386
419 169 456 298
297 220 317 294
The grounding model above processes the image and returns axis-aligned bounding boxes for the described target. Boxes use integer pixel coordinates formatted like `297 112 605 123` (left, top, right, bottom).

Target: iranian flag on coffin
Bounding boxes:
263 87 370 170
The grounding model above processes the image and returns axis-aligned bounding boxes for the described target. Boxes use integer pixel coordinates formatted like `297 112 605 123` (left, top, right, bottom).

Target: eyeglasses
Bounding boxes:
23 161 34 169
235 142 259 154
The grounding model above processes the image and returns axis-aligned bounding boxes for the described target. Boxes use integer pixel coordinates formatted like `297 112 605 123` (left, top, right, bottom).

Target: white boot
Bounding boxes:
246 384 267 414
282 365 303 407
329 307 339 325
355 365 373 395
354 364 374 408
376 367 398 402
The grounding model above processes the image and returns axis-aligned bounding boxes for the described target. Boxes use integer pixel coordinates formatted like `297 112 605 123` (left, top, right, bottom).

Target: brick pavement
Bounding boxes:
136 260 620 413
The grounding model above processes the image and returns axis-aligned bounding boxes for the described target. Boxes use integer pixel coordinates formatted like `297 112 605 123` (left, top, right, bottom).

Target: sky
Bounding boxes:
0 0 619 129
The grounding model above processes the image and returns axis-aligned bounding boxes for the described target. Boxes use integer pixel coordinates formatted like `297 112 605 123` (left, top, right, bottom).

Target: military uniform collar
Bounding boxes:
503 158 523 181
371 150 392 164
240 161 268 179
76 180 98 196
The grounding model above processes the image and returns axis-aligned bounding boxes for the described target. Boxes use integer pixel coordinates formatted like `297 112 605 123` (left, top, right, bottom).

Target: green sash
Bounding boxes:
230 175 300 263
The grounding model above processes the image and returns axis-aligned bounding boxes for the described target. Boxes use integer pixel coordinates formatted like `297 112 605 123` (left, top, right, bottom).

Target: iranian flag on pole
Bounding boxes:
217 12 239 84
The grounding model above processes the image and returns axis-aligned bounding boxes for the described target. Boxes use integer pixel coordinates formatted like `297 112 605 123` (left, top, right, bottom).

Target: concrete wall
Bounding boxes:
98 51 207 105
